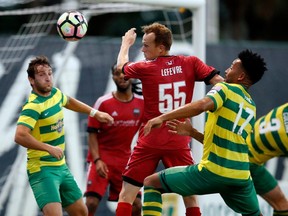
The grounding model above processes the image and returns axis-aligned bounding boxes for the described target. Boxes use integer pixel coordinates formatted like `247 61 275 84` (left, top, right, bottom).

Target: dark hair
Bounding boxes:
111 62 142 95
27 55 51 78
132 79 143 95
110 62 117 74
238 49 267 84
142 22 172 51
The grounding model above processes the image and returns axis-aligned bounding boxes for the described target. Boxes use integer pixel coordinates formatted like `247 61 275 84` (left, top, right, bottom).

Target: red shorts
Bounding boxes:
85 161 124 201
123 145 195 187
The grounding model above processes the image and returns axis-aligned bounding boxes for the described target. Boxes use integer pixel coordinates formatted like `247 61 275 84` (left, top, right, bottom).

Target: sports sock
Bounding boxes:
142 186 162 216
116 202 132 216
273 209 288 216
186 206 201 216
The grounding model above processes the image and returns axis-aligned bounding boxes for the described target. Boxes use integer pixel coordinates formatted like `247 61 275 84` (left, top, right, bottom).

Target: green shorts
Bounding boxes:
28 165 82 210
250 162 278 195
159 164 260 216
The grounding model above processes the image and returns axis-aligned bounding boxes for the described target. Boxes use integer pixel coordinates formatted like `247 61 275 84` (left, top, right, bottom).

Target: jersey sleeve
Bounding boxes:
123 61 145 80
189 56 217 83
206 82 227 112
61 92 68 107
17 102 41 130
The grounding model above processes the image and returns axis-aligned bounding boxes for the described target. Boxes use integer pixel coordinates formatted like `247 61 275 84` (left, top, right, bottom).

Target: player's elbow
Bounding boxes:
197 97 215 113
14 133 21 145
14 127 26 146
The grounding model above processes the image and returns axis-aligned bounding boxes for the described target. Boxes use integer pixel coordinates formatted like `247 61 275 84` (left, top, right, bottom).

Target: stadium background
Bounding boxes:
0 0 287 215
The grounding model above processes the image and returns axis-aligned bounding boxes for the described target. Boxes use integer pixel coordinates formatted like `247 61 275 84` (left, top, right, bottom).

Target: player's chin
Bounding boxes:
45 86 53 92
118 82 130 88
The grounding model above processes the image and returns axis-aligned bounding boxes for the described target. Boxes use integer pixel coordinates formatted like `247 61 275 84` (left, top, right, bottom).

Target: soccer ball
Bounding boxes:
57 11 88 41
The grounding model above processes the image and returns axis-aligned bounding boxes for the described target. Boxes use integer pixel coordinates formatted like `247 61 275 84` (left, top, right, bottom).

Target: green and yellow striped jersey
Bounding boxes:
198 82 256 181
248 103 288 165
17 87 68 174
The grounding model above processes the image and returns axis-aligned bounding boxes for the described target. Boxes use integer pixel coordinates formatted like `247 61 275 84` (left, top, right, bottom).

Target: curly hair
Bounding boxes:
27 55 51 78
238 49 267 84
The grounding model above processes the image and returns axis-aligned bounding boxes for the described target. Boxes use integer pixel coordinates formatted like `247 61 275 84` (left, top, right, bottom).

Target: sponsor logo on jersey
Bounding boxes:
51 119 64 133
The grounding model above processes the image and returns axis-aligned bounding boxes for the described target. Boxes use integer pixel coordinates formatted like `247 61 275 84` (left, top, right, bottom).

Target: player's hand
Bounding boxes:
47 145 64 160
143 117 163 136
167 119 192 136
122 28 137 47
95 160 109 179
167 119 204 143
94 111 114 124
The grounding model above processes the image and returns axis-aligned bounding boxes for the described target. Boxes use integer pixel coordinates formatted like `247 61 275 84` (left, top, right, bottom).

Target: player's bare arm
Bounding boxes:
167 119 204 143
88 132 109 179
117 27 137 71
15 125 64 159
65 96 114 123
144 97 214 136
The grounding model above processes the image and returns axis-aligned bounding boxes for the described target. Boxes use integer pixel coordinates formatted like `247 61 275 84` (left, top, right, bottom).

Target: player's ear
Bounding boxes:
158 44 166 54
237 71 246 81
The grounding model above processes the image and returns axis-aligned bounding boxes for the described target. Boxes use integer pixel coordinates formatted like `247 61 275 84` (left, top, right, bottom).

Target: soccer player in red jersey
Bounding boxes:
115 22 224 216
84 63 144 216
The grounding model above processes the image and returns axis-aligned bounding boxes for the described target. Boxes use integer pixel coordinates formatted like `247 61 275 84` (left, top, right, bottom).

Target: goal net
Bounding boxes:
0 1 206 215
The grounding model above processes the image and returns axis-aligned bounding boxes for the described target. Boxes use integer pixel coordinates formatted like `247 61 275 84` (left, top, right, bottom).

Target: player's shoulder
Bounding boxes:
96 92 114 104
279 102 288 111
92 92 114 110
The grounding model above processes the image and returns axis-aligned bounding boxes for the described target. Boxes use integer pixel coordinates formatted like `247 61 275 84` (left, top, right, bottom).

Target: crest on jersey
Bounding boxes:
166 60 174 66
207 85 222 96
133 108 140 116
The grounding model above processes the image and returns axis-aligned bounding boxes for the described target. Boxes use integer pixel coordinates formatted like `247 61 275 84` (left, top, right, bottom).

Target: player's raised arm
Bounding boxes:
117 28 137 71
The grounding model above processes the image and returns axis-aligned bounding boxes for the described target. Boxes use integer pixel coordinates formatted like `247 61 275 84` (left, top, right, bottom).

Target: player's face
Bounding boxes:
141 32 162 60
112 69 132 92
30 64 53 96
224 59 244 83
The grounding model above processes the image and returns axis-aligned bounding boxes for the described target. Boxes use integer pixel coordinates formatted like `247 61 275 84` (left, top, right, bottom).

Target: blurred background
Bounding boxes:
1 0 288 41
0 0 287 216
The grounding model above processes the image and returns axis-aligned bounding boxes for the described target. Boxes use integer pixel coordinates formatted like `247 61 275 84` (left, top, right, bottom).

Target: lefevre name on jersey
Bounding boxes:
161 66 183 76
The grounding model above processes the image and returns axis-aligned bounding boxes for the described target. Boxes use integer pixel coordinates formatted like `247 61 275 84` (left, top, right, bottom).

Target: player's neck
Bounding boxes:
113 91 133 102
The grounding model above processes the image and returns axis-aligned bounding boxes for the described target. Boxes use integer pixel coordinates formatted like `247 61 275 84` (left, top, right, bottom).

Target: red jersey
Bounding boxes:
86 92 144 162
123 55 216 150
